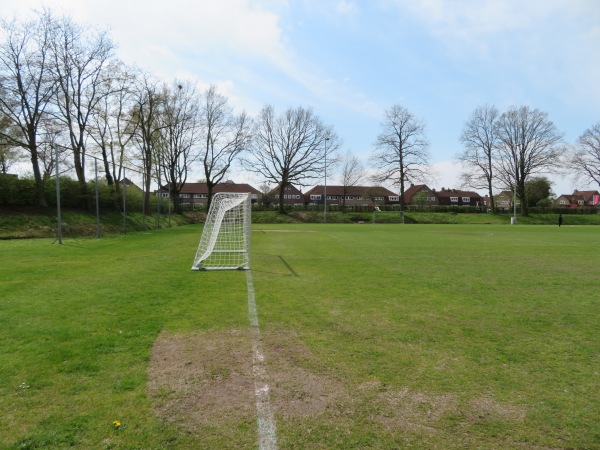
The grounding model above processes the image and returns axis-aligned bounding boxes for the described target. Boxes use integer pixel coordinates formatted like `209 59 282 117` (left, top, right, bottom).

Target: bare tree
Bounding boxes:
495 105 564 216
571 122 600 188
370 105 430 212
50 14 116 208
88 62 137 209
200 85 252 211
157 81 201 214
338 151 365 212
243 105 339 214
0 109 20 173
130 71 162 215
258 181 274 207
36 115 71 182
0 145 16 174
458 105 499 212
0 11 55 206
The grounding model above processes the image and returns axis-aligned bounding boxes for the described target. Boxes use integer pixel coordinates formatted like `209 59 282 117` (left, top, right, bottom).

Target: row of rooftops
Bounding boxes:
157 181 485 206
156 181 600 208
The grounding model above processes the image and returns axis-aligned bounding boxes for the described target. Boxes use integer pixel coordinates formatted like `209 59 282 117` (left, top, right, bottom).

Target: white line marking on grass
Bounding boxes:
246 270 278 450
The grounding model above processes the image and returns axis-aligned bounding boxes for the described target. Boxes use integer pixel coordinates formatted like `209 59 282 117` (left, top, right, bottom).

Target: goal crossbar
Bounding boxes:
191 192 251 271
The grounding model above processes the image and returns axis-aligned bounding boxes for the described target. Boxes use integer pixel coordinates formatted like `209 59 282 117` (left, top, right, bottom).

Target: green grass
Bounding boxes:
1 224 599 448
2 208 599 240
0 209 193 239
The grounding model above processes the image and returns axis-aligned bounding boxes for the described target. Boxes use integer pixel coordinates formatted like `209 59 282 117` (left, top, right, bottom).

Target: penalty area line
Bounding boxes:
246 270 278 450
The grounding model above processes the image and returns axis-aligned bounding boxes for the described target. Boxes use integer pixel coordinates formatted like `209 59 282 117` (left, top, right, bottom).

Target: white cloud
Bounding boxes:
0 0 287 74
336 0 358 15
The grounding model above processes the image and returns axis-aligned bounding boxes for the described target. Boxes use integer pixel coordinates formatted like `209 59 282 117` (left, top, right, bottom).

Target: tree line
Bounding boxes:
1 10 598 216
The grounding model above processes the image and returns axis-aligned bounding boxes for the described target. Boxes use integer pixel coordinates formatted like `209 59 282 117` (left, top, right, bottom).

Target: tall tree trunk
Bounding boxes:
278 183 287 214
29 143 48 208
206 183 215 212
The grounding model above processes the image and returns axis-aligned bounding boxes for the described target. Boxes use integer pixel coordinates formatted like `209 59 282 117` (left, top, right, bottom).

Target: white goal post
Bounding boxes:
191 192 251 271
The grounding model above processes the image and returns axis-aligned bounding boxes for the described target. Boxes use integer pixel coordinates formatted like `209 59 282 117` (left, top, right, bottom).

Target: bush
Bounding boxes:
0 175 37 207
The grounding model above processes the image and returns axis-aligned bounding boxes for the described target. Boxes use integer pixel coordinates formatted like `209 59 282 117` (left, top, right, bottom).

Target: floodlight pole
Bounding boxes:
54 144 63 245
324 137 329 223
95 158 100 238
122 168 127 234
512 184 517 225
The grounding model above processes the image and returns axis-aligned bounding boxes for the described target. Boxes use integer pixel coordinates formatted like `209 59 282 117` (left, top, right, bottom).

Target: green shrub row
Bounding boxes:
0 175 170 212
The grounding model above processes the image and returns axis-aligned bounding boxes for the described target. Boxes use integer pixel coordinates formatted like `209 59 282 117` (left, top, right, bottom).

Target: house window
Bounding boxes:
181 194 190 198
295 195 301 199
559 199 566 204
388 196 399 202
327 195 338 200
161 193 169 198
462 197 470 203
578 200 584 205
373 196 384 201
428 197 437 201
450 197 458 202
310 195 321 200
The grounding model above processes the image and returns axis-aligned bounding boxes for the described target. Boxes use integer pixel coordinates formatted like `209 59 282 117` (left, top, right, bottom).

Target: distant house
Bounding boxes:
304 185 399 208
403 184 439 206
486 191 515 211
554 190 600 208
269 183 305 207
156 181 261 210
434 188 483 207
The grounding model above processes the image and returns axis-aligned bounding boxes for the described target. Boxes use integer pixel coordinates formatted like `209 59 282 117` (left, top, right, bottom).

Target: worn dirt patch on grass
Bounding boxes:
148 328 527 442
262 329 353 420
147 329 255 430
467 396 526 422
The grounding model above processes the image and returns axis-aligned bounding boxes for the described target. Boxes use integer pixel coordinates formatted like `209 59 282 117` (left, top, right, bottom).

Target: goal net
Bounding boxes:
191 192 251 271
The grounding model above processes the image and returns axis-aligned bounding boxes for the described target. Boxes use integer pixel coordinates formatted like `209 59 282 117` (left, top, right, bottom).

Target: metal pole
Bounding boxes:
324 137 329 223
95 158 100 238
122 168 127 234
54 144 63 244
157 165 161 229
141 175 146 230
513 183 517 225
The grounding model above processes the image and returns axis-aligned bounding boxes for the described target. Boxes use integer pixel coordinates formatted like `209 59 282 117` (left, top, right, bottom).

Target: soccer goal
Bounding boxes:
191 192 251 271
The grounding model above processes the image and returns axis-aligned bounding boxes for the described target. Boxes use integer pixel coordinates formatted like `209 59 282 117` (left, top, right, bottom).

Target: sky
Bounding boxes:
2 0 599 195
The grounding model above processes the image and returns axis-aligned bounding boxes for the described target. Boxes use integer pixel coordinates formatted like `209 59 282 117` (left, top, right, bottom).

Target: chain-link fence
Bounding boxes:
0 147 180 241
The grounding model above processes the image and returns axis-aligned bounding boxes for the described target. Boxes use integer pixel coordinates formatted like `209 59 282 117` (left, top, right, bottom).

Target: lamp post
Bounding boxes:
512 183 517 225
324 137 329 223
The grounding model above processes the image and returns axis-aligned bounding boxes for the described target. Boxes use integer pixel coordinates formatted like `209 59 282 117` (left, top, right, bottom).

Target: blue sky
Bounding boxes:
3 0 599 194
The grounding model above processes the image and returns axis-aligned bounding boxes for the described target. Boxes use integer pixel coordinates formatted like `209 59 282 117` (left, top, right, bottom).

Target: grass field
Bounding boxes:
1 223 598 449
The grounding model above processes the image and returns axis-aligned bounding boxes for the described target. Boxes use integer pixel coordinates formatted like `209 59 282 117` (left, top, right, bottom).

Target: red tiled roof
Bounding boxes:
435 189 482 199
403 184 428 203
158 182 260 195
305 185 397 197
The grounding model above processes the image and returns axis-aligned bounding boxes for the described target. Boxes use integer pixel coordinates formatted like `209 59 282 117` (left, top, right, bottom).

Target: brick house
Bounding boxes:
156 181 260 210
483 191 514 211
403 184 439 206
304 185 399 208
268 183 305 207
554 190 600 208
434 188 484 207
